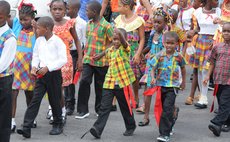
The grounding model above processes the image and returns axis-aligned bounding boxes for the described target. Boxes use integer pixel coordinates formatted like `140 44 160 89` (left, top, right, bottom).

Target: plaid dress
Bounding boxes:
12 30 35 90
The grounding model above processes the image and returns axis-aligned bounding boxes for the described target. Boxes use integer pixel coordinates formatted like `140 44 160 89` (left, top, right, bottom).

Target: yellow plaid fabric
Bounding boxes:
103 46 136 89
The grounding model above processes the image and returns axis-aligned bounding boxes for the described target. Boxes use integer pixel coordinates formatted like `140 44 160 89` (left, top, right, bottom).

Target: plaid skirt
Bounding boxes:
61 54 73 87
189 34 213 70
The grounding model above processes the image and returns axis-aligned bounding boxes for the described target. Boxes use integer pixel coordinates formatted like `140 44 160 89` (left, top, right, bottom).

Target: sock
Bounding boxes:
11 118 16 129
62 107 66 117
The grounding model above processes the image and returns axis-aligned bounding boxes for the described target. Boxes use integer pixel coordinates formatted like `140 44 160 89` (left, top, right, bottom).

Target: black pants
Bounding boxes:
0 75 13 142
93 86 136 136
23 70 63 129
64 50 78 106
159 87 177 137
211 85 230 126
77 64 108 114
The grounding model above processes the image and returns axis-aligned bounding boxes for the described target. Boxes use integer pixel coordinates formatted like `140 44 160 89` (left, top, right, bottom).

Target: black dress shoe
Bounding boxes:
208 124 221 136
222 125 230 132
194 103 207 109
11 125 16 133
49 124 63 135
17 128 31 138
90 126 101 139
138 119 150 127
123 125 136 136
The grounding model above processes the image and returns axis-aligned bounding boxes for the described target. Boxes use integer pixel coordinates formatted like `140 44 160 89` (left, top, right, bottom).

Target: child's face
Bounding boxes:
118 1 129 14
222 23 230 42
112 32 121 49
0 11 9 27
193 0 202 9
153 16 166 33
50 1 66 21
179 0 188 8
211 0 219 8
86 5 95 20
66 3 76 18
19 13 33 30
164 37 178 54
36 24 47 37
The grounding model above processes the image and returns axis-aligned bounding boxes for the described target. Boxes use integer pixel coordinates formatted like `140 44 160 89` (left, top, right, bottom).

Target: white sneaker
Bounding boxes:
75 112 90 119
157 135 170 142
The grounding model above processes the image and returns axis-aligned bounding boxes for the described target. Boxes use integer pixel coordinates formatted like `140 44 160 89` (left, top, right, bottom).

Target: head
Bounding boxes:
193 0 204 9
18 2 37 30
203 0 219 8
153 8 170 33
179 0 188 8
222 22 230 42
0 1 11 27
118 0 136 14
86 1 101 20
113 28 127 49
36 16 54 38
171 9 178 24
50 0 66 22
163 31 179 54
67 0 81 18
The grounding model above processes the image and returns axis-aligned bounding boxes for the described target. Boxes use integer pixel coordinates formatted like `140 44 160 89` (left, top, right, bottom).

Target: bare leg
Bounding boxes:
132 80 139 108
189 68 199 98
12 89 19 118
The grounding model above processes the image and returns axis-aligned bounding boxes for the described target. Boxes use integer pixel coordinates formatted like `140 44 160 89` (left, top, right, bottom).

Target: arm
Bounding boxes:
70 25 83 71
150 68 156 85
142 0 153 18
180 66 186 90
100 0 109 18
133 24 145 64
0 37 16 73
203 63 214 85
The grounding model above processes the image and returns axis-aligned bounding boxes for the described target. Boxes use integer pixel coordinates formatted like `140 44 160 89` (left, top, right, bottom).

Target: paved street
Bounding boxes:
11 67 230 142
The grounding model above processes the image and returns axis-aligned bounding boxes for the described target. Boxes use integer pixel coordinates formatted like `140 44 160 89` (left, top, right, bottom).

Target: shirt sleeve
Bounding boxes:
0 37 17 73
106 24 114 42
208 45 217 65
31 39 40 68
46 37 67 71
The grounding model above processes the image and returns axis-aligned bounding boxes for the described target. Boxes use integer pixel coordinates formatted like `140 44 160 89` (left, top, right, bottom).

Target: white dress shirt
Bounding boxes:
71 15 87 50
0 23 17 74
32 34 67 71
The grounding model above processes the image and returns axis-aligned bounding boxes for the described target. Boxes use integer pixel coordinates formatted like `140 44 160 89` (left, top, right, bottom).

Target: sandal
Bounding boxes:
185 96 193 105
136 104 145 113
138 119 149 127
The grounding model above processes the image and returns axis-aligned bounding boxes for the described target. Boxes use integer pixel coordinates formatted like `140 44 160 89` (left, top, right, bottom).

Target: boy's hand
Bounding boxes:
76 60 83 72
180 81 186 91
92 54 102 61
133 54 141 65
37 66 49 76
151 78 156 85
31 67 37 76
203 76 210 86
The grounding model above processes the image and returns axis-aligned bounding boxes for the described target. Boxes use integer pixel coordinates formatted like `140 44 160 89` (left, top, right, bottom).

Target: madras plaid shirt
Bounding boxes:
83 17 113 67
149 51 186 88
103 46 136 89
208 43 230 85
136 5 154 32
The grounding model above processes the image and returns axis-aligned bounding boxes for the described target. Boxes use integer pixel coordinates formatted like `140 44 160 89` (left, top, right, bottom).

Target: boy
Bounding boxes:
0 1 17 142
75 0 113 119
89 28 136 138
65 0 87 115
150 31 186 142
17 16 67 138
204 22 230 137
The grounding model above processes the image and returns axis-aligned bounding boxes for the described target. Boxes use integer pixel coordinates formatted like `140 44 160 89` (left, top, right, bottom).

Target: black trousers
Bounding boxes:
211 85 230 126
159 87 177 137
23 70 63 129
77 64 108 114
0 75 13 142
64 50 78 106
93 86 136 136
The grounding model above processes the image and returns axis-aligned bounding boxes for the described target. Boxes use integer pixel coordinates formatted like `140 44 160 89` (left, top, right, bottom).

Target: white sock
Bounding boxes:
11 118 16 129
62 107 66 117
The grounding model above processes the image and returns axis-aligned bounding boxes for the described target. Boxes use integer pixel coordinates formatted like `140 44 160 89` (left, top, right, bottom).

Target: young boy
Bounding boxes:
0 1 17 142
150 31 186 142
65 0 87 115
204 22 230 137
89 28 136 139
75 0 113 119
17 16 67 138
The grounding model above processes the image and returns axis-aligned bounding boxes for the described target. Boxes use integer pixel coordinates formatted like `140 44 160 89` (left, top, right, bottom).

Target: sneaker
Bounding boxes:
75 112 90 119
194 102 207 109
49 124 63 135
157 135 170 142
123 125 136 136
208 86 214 91
46 108 52 119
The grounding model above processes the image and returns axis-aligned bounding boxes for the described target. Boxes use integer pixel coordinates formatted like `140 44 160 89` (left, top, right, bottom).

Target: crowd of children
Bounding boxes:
0 0 229 142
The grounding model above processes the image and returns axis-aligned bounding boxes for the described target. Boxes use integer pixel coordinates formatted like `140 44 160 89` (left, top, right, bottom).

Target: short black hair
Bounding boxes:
50 0 67 9
37 16 54 31
68 0 81 10
163 31 179 42
87 0 101 14
0 1 11 15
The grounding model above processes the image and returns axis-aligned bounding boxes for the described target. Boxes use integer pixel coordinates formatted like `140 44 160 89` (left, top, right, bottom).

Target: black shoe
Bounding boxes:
75 112 90 119
90 126 101 139
221 125 230 132
32 121 37 128
66 107 74 115
49 124 63 135
111 105 117 111
11 125 16 133
123 125 136 136
194 103 207 109
17 127 31 138
208 124 221 136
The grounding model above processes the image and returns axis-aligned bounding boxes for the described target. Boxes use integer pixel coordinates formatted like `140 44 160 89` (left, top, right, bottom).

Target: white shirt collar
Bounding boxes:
0 23 10 37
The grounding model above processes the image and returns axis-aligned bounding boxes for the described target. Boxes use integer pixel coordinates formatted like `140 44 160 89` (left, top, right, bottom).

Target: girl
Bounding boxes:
139 7 170 126
49 0 83 122
115 0 145 108
9 2 37 132
189 0 220 109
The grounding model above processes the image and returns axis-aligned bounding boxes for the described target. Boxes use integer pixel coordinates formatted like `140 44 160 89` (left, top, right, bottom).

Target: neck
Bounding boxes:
0 22 6 28
124 11 134 19
45 33 53 41
204 4 212 10
166 51 175 56
225 40 230 44
92 16 100 23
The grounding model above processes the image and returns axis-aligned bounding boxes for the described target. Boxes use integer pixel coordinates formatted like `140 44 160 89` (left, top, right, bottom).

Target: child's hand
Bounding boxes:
31 20 37 29
213 18 221 24
186 30 196 39
31 67 38 76
180 81 186 91
133 54 141 65
92 54 102 61
203 76 210 86
151 78 156 85
37 67 49 76
76 60 83 72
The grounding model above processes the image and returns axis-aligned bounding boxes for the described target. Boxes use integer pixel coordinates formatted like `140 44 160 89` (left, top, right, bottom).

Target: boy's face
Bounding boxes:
112 32 121 49
0 11 9 27
86 5 94 20
222 23 230 42
36 24 47 37
19 13 33 30
193 0 202 9
179 0 188 8
164 37 178 54
66 3 76 18
153 16 166 33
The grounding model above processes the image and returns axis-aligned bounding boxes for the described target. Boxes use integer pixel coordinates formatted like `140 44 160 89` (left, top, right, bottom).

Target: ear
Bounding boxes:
7 14 11 19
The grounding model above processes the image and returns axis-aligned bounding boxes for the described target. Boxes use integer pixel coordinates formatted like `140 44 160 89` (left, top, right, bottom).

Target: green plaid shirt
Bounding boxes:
83 17 113 66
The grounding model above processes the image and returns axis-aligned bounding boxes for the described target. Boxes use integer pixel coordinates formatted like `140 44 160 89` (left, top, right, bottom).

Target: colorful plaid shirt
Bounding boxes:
136 5 154 32
83 17 113 67
208 43 230 85
103 46 136 89
149 51 186 88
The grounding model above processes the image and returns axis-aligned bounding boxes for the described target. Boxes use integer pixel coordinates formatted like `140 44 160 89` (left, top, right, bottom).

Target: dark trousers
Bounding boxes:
23 70 63 129
77 64 108 113
211 85 230 126
64 50 78 106
159 87 177 137
93 86 136 135
0 75 13 142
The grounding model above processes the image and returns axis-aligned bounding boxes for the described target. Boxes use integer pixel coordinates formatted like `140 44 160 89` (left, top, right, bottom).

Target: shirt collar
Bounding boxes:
161 50 179 57
88 17 105 25
0 23 10 36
